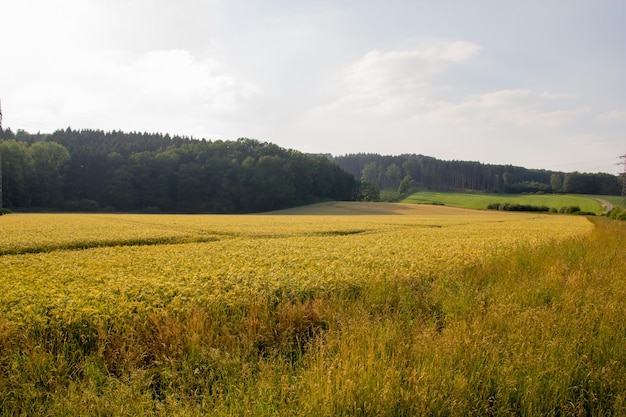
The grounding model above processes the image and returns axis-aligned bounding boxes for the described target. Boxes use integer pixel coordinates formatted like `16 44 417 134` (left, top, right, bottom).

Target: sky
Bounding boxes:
2 0 625 174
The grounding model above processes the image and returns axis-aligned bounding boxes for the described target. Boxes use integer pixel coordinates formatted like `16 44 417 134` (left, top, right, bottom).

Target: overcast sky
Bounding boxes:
2 0 625 174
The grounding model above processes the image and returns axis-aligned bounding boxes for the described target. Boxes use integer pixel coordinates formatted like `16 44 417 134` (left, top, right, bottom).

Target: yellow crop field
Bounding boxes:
0 205 591 323
5 202 625 416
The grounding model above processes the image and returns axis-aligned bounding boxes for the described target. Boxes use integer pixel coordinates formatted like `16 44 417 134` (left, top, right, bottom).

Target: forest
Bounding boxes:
0 128 356 213
1 128 622 213
330 153 622 196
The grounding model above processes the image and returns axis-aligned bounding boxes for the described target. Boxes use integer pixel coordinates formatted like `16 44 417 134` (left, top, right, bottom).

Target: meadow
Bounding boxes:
1 203 625 416
401 191 606 213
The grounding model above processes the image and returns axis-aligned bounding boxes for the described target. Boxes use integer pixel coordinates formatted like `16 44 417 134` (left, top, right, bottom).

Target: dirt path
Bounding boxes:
594 198 613 213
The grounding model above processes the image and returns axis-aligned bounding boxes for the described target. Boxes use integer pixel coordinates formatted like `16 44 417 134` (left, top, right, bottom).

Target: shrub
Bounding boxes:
487 203 550 212
606 208 626 221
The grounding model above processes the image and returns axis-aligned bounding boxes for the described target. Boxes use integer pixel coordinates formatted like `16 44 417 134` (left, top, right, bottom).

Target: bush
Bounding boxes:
608 207 626 221
487 203 550 212
355 182 381 202
559 206 581 214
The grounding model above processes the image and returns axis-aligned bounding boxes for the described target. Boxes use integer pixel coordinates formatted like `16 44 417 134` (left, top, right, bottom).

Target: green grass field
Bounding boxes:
598 194 626 207
401 191 607 213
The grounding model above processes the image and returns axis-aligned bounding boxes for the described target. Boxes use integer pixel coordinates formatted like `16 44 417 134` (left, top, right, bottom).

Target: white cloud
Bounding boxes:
319 39 481 117
115 50 259 111
601 110 626 121
346 40 481 93
311 39 581 137
5 48 260 137
421 89 584 128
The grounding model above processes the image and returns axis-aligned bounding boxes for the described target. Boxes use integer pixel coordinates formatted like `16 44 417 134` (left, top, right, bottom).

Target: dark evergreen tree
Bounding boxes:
5 130 357 213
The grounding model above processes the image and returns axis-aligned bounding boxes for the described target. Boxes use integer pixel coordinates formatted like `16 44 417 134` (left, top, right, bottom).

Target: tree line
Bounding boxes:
2 128 621 213
330 153 622 196
0 128 356 213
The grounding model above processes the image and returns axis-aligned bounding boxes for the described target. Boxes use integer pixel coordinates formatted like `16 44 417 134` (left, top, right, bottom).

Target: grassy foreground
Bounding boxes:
0 208 625 415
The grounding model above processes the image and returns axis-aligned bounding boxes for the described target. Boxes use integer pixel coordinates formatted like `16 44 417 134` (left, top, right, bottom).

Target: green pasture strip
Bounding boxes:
402 191 603 213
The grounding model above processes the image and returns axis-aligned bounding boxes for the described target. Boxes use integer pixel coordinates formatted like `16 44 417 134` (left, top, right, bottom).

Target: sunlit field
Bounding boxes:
1 203 625 416
401 191 605 213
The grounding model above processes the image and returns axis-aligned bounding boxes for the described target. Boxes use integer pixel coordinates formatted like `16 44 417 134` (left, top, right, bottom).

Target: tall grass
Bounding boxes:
1 218 625 415
295 217 626 416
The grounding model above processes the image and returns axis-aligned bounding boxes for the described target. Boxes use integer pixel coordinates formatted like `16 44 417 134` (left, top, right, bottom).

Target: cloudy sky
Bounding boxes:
2 0 625 174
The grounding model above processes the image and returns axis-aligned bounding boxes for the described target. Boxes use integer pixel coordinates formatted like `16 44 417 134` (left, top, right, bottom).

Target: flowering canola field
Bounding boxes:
0 204 593 326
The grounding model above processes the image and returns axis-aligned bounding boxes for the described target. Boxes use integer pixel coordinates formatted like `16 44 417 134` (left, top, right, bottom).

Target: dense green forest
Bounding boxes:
0 128 356 213
330 153 622 196
1 128 622 213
